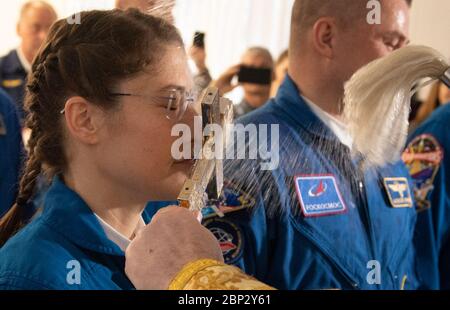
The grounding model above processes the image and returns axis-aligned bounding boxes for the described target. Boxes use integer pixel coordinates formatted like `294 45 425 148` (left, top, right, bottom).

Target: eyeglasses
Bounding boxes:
111 88 196 121
60 88 196 121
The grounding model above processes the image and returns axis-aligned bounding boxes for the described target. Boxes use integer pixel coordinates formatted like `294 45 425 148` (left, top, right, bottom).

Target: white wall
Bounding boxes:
0 0 449 80
410 0 450 61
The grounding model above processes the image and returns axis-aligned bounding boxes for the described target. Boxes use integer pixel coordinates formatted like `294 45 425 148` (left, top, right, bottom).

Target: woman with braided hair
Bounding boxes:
0 8 274 291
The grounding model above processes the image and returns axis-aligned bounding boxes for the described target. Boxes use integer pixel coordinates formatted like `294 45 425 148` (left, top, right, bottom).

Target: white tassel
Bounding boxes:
146 0 175 23
343 45 449 167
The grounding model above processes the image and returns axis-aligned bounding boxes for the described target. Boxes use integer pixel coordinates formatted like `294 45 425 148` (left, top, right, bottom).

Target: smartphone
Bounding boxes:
193 31 205 48
238 66 272 85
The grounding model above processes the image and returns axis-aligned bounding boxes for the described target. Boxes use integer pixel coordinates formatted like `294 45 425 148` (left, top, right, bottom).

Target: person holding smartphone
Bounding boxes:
189 32 214 96
212 47 274 118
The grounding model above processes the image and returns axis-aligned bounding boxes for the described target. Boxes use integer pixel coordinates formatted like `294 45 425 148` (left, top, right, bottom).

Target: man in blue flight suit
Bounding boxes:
0 48 27 122
403 99 450 290
0 90 23 217
203 0 417 290
0 1 57 122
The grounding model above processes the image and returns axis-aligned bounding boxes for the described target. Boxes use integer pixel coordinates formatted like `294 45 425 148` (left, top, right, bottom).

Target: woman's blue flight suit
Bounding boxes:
0 177 165 290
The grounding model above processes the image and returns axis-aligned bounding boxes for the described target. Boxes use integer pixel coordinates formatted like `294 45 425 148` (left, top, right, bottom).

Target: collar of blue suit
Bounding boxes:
274 75 338 142
39 176 150 256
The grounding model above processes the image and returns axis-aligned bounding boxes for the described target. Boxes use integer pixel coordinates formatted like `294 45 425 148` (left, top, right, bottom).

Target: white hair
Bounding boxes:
343 45 449 167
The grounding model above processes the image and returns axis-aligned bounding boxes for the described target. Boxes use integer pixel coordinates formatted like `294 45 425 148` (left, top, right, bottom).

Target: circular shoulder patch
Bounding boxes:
203 218 244 264
402 134 443 211
202 181 255 219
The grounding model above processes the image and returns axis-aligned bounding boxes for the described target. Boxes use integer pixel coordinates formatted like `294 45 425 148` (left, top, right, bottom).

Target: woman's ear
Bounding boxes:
312 17 337 59
62 96 105 145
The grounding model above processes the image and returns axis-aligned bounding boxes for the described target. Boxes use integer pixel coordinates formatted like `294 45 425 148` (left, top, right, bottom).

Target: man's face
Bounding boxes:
332 0 410 86
17 5 56 62
241 52 273 108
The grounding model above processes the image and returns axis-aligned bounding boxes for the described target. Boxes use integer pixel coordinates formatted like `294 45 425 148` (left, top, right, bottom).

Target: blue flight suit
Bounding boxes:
0 177 163 290
0 50 27 122
403 103 450 290
203 76 418 290
0 90 23 216
0 50 49 212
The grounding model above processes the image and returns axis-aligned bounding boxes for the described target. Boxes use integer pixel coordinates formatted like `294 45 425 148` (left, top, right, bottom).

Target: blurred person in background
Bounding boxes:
213 47 274 118
0 90 23 217
403 83 450 289
0 0 57 124
0 1 57 216
189 33 213 96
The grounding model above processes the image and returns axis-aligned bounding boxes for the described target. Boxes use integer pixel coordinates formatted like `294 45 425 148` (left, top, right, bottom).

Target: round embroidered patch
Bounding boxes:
402 134 443 211
202 181 255 219
204 218 243 264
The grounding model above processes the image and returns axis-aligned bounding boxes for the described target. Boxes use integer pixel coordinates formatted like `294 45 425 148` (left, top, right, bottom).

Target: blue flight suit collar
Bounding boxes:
41 176 149 256
0 50 26 76
273 75 337 142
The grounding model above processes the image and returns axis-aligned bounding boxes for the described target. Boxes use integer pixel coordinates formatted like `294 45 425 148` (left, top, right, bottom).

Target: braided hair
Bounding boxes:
0 9 183 246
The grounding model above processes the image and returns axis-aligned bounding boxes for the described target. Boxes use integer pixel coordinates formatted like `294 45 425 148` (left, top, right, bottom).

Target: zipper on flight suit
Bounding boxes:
334 147 379 288
354 163 379 288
